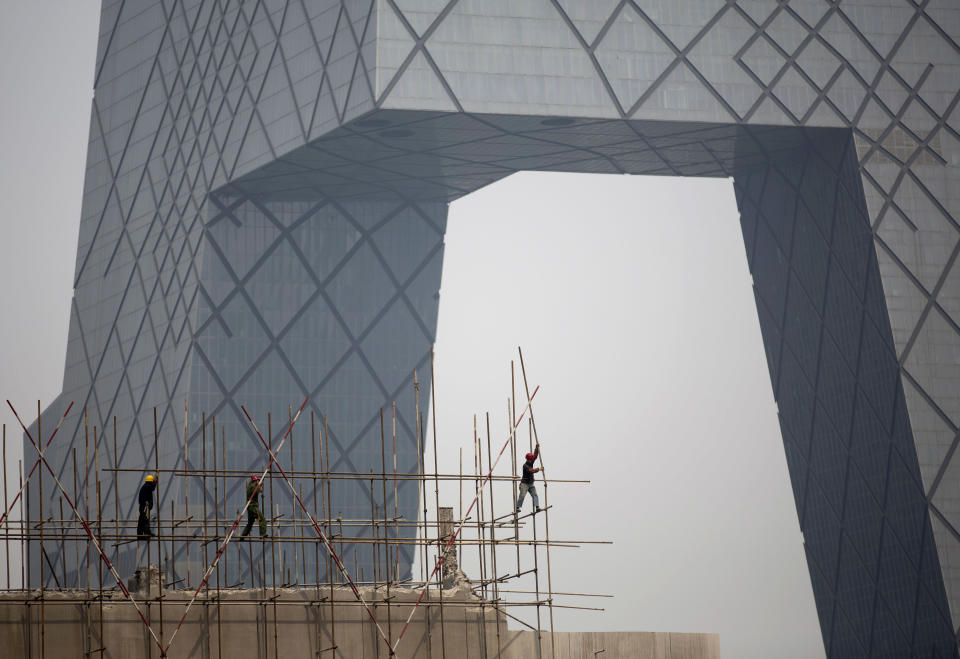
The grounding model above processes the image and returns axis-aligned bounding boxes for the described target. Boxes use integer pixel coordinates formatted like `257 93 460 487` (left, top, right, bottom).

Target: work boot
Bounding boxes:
535 507 541 513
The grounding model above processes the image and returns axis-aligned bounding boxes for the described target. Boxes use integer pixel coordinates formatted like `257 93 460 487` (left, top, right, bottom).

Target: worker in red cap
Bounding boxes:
240 474 268 539
515 444 541 514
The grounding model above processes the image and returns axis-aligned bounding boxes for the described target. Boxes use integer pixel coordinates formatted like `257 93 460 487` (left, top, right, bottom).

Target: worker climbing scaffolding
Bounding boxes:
516 443 541 514
239 474 268 539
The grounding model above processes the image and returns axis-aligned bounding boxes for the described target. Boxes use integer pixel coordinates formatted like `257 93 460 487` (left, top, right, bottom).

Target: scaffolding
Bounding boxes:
0 349 608 658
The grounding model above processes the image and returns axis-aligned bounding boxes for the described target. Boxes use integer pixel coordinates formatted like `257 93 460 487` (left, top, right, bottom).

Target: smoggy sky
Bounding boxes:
0 4 825 657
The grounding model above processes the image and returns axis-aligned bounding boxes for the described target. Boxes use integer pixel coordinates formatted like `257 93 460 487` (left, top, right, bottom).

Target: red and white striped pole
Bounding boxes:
8 400 166 655
0 401 73 525
241 405 395 653
162 397 309 654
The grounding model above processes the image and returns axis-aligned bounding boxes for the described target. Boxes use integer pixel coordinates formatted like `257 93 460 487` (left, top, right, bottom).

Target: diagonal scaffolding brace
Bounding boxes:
7 400 166 655
0 401 73 526
162 397 309 654
241 405 395 654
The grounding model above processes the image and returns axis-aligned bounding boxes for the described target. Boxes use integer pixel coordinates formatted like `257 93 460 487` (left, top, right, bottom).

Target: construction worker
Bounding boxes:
137 474 157 539
515 444 541 514
239 475 268 539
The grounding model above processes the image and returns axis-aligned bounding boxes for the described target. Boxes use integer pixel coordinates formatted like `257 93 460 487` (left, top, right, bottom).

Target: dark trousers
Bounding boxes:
137 505 152 536
241 504 267 537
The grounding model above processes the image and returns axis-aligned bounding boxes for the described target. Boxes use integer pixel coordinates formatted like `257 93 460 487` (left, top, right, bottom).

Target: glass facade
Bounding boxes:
26 2 960 655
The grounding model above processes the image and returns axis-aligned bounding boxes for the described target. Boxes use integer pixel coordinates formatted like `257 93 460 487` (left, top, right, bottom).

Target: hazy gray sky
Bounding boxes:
0 3 826 658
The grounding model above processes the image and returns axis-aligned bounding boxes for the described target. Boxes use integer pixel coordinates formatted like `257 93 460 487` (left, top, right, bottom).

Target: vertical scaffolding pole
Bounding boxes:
201 412 211 659
201 413 209 585
20 460 25 590
392 402 399 584
379 409 393 649
485 412 502 658
96 427 104 654
58 499 67 588
268 414 277 593
290 406 298 585
473 423 489 659
324 414 336 656
311 411 320 590
184 400 190 590
2 425 8 590
84 411 90 593
415 372 427 586
268 414 279 659
112 418 119 576
510 362 521 578
518 348 556 659
430 349 447 659
153 408 164 655
310 411 320 649
322 414 335 654
458 447 463 574
72 450 79 591
528 417 543 656
37 402 44 659
212 415 223 659
473 418 485 598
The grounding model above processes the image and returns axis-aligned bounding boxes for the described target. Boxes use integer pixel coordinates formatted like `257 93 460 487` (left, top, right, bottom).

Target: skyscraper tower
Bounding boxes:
27 2 960 655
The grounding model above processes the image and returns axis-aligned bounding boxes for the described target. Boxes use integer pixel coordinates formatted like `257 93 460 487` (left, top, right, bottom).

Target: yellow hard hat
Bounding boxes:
145 474 156 483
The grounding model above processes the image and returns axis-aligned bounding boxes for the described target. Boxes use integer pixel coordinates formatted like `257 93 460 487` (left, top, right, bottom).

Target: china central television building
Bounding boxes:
26 2 960 655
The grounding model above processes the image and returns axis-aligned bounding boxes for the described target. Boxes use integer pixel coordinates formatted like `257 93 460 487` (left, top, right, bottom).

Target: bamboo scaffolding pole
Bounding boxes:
390 404 397 583
20 460 25 591
430 349 447 659
379 408 393 649
474 419 488 659
485 411 502 659
58 498 67 587
325 414 337 656
474 417 485 602
38 402 45 659
0 529 598 547
0 595 604 610
519 346 556 659
112 418 119 586
528 417 543 654
96 425 105 655
184 401 191 590
100 463 589 484
2 425 8 590
458 447 463 572
153 407 164 655
415 372 427 587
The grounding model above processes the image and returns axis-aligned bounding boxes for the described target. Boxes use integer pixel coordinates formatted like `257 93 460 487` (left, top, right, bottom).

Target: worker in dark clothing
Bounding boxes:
515 444 541 514
239 475 268 539
137 474 157 539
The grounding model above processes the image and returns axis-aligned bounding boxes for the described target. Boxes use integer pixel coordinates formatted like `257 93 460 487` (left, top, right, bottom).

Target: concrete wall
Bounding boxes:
0 588 718 659
503 630 722 659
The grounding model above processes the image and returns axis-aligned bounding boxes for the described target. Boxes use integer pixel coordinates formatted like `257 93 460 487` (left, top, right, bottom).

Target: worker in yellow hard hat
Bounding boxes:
137 474 158 539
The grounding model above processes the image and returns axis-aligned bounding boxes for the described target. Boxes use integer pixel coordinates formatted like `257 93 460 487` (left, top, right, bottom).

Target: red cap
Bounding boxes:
251 475 260 481
525 452 535 461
